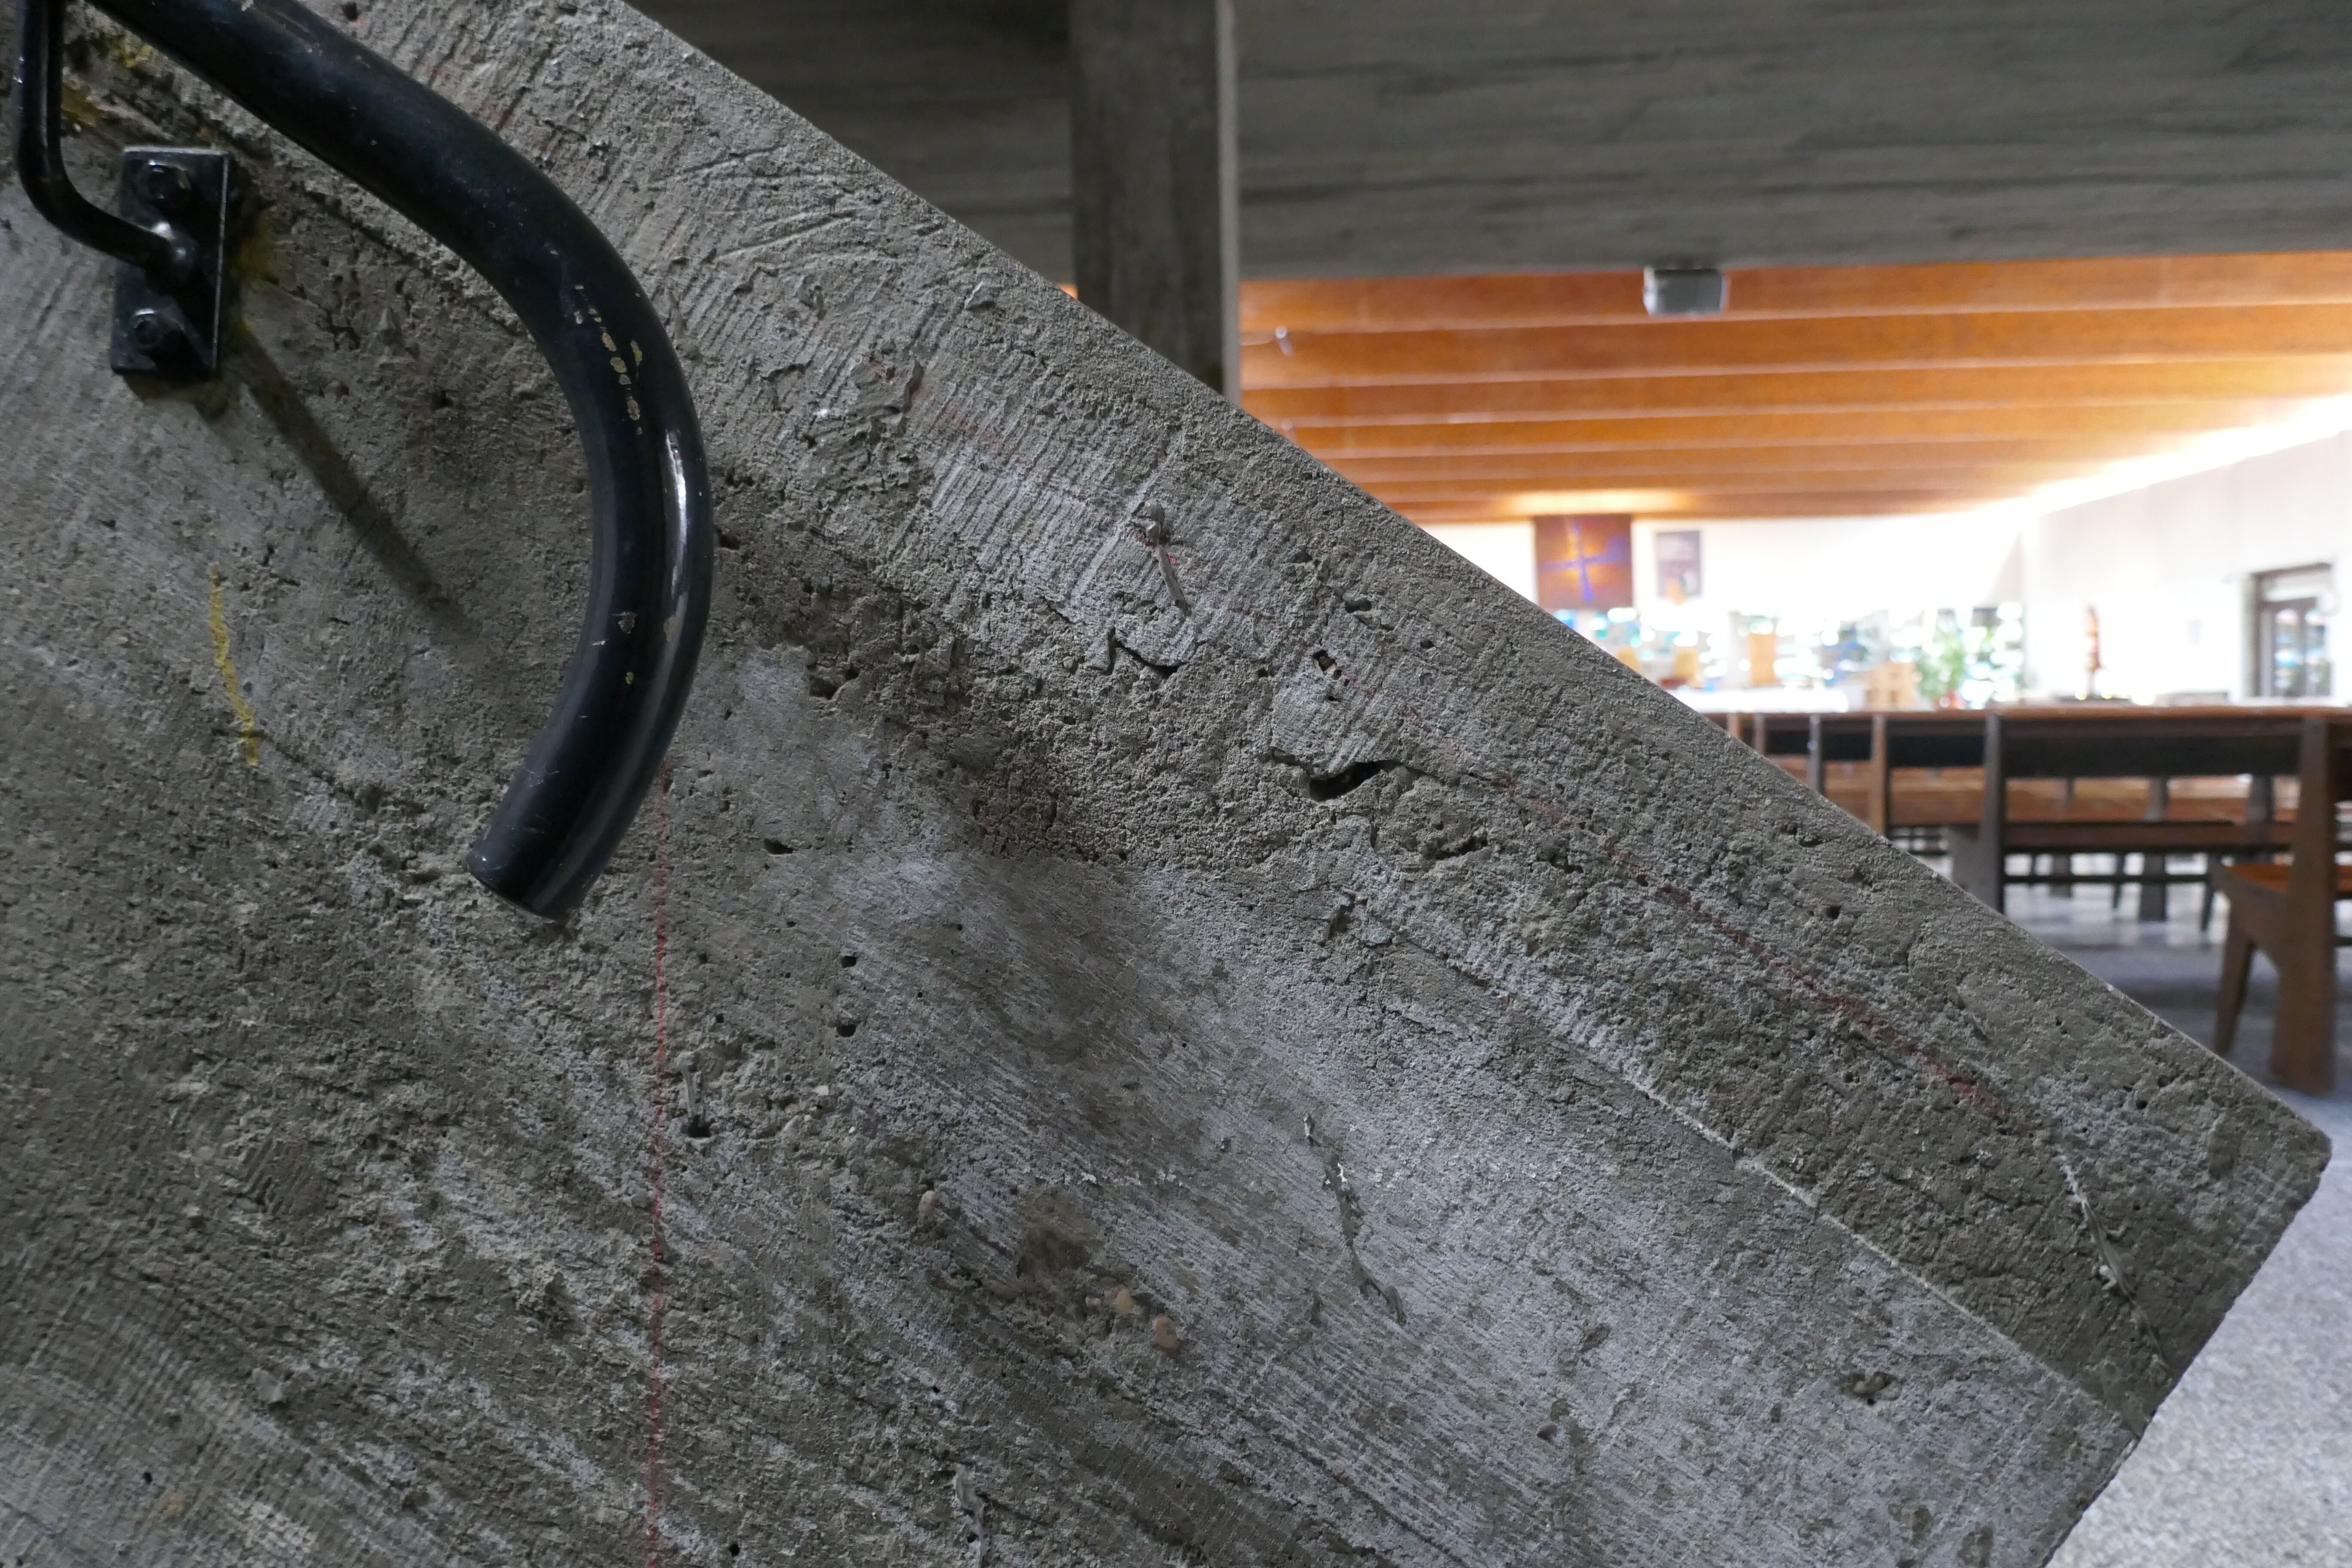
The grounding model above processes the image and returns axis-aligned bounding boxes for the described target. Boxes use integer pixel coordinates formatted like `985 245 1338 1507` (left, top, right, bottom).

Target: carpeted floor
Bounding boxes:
2003 881 2351 1568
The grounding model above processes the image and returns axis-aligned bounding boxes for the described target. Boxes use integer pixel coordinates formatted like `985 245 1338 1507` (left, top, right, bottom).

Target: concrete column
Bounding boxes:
1069 0 1239 398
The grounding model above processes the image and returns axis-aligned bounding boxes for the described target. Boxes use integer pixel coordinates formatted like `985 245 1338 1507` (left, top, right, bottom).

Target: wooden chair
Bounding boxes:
2212 715 2350 1095
2201 778 2279 934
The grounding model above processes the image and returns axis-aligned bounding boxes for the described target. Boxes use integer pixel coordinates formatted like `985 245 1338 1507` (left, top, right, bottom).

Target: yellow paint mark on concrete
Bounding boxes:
57 78 101 129
105 33 158 70
208 570 262 767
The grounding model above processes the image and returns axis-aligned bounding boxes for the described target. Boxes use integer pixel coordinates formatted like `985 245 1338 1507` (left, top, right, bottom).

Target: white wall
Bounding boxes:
1416 515 2021 625
1630 516 2022 628
2017 431 2352 699
1419 429 2352 701
1422 521 1535 602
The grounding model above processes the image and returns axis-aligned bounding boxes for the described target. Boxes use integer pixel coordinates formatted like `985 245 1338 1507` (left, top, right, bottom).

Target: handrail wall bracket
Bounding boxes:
111 147 232 380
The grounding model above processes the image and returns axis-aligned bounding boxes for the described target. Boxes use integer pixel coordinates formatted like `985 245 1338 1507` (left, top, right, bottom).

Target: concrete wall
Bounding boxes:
2020 433 2352 698
0 2 2328 1565
634 0 2352 280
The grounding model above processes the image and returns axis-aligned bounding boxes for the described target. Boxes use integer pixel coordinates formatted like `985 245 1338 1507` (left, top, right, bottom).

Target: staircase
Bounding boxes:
0 2 2326 1563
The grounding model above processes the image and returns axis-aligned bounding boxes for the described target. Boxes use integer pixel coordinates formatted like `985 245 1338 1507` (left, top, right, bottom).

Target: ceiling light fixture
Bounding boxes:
1644 266 1727 317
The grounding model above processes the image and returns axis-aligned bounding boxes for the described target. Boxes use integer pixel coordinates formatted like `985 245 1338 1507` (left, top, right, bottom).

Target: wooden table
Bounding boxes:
1727 701 2346 1090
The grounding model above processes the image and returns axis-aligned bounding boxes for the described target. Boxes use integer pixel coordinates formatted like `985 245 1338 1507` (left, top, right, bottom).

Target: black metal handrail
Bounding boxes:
10 0 186 280
8 0 714 919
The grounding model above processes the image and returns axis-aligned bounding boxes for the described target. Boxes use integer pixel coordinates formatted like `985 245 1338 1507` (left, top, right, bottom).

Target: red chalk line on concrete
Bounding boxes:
647 767 671 1567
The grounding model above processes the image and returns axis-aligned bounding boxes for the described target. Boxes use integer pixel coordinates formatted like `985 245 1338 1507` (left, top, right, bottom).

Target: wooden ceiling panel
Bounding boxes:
1243 360 2352 429
1365 465 2099 500
1241 255 2352 521
1243 303 2352 389
1395 491 2009 522
1240 253 2352 338
1329 447 2150 486
1297 407 2256 458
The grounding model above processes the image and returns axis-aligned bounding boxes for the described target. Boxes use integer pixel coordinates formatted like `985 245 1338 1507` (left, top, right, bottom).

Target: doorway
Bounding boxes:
2251 564 2333 698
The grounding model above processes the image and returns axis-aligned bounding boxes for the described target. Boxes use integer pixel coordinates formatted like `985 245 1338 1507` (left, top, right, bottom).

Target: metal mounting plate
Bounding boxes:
109 148 232 382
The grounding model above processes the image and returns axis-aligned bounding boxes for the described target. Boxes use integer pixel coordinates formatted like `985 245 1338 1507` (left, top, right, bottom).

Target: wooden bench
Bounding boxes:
1807 711 1985 833
1945 707 2316 915
1746 711 2291 902
1798 713 2229 846
2211 715 2352 1093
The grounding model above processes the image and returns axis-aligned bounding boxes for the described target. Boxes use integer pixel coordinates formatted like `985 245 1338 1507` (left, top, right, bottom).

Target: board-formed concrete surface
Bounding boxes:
0 3 2329 1563
2061 1113 2352 1568
633 0 2352 280
1998 888 2352 1568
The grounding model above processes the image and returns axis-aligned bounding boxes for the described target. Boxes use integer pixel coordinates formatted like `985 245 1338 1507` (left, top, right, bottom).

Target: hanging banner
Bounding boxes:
1534 514 1634 612
1655 527 1703 601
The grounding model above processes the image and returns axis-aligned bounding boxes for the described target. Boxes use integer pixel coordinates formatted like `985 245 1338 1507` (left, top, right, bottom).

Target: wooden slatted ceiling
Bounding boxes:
1237 253 2352 521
